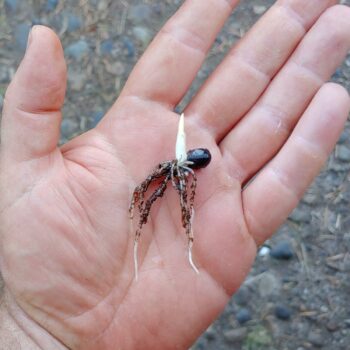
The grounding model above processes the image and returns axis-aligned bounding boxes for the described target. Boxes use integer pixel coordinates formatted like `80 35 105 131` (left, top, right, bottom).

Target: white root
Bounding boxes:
134 241 139 281
188 242 199 274
188 208 199 274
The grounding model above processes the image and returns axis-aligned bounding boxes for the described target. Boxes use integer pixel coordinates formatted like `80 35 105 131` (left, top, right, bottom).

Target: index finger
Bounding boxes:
120 0 238 108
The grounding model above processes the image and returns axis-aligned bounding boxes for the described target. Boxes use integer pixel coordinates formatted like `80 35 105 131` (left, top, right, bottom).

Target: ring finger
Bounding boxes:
220 5 350 183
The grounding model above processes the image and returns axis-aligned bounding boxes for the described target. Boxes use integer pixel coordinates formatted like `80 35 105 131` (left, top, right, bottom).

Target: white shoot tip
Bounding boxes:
176 113 187 162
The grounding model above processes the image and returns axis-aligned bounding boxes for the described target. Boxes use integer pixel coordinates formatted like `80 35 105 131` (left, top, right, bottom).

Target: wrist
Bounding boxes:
0 288 69 350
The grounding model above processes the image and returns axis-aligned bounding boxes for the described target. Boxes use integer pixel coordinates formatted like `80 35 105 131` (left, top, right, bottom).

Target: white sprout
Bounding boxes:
175 113 187 163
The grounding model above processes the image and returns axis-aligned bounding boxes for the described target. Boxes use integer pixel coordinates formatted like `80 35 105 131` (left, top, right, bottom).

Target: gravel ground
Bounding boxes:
0 1 350 349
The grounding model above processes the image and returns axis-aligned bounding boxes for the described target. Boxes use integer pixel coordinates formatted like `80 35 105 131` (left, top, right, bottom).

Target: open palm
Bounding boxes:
1 1 350 349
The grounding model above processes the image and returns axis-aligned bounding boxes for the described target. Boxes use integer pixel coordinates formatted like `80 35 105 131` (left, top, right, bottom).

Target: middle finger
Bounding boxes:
185 0 336 141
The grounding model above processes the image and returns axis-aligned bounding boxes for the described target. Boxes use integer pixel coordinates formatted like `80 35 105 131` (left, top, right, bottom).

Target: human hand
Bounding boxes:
1 1 350 349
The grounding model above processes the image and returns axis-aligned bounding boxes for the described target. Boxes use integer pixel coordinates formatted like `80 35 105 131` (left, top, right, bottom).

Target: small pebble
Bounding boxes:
97 0 109 11
15 23 31 51
46 0 58 11
65 40 89 59
223 328 247 343
258 245 271 257
332 68 343 80
91 111 104 128
326 321 339 332
258 272 281 297
68 71 87 91
253 5 267 15
336 145 350 162
61 119 79 139
270 240 294 260
308 332 324 348
129 4 152 24
5 0 17 11
204 325 216 341
122 36 135 58
133 26 152 47
67 14 82 32
31 18 46 26
289 207 310 223
320 305 328 313
236 308 252 324
338 130 347 144
104 62 124 75
274 305 292 320
100 39 114 56
0 66 8 83
302 192 318 204
234 287 250 306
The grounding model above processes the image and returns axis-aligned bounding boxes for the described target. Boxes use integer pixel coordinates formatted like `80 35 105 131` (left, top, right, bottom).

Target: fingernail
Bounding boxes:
26 26 36 51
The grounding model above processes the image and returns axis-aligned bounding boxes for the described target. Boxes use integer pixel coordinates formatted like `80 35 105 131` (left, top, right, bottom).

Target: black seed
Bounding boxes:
187 148 211 169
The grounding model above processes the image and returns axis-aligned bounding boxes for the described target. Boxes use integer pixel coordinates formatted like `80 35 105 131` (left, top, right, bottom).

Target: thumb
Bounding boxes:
1 25 66 162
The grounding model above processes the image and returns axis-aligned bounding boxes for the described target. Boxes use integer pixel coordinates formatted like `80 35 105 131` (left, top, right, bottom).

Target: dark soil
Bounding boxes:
0 1 350 349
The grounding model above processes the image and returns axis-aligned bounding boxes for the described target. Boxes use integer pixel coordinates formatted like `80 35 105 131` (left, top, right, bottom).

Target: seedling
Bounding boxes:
129 114 211 280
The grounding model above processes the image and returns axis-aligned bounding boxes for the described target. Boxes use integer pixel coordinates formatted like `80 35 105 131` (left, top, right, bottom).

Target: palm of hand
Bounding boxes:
1 2 350 349
2 100 254 348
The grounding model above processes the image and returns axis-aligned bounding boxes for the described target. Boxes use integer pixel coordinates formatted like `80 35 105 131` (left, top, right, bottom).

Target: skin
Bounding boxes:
0 0 350 349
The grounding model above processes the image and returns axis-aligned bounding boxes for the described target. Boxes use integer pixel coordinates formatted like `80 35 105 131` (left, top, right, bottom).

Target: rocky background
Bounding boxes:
0 0 350 349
